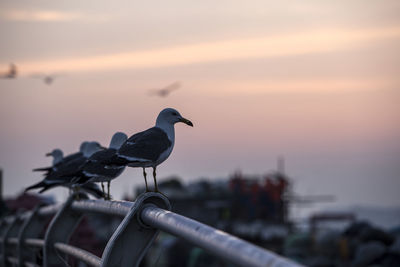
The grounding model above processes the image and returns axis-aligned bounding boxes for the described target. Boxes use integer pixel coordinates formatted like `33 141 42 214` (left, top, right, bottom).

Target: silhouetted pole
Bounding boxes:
277 156 285 175
0 168 2 200
277 157 288 223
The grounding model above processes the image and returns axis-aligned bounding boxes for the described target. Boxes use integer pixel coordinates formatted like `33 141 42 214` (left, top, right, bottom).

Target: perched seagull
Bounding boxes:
27 143 106 198
114 108 193 192
75 132 128 199
0 63 17 79
33 142 89 175
46 149 64 165
148 81 181 98
25 142 104 195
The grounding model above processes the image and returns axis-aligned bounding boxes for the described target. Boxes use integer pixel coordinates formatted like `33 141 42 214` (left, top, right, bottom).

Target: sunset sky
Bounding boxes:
1 0 399 217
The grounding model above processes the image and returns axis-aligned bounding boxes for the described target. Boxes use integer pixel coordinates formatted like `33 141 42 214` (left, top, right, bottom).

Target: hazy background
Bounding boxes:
1 0 399 218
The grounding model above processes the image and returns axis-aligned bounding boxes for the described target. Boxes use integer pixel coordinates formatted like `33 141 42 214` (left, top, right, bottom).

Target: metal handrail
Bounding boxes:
6 237 18 245
6 256 19 264
24 238 45 248
54 242 101 267
141 206 298 267
3 204 61 223
0 192 302 267
37 204 62 217
71 199 133 217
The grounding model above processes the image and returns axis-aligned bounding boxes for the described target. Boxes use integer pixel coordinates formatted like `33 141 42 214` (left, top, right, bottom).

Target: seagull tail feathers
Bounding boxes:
38 183 59 194
25 181 46 192
81 183 107 199
33 167 52 172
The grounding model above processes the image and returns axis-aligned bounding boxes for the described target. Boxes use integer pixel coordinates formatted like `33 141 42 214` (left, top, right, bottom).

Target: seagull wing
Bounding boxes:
80 182 106 199
82 149 123 176
45 155 87 183
32 152 82 175
163 81 181 92
118 127 172 163
60 152 83 164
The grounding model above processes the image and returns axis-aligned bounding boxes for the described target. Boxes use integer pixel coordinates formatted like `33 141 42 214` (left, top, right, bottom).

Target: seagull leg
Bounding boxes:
107 181 111 200
73 186 80 201
143 168 150 192
152 167 159 192
152 167 167 197
101 182 105 195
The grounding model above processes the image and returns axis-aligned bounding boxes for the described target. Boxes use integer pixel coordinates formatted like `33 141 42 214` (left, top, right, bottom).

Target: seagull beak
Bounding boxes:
45 152 52 157
179 117 193 127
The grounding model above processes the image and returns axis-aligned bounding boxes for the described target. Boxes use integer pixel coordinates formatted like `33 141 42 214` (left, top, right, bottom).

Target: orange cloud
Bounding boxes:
197 78 400 94
0 9 110 22
12 26 400 74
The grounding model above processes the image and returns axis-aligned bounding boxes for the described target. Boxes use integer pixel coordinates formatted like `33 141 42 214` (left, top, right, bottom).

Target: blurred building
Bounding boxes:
3 192 55 214
131 170 291 251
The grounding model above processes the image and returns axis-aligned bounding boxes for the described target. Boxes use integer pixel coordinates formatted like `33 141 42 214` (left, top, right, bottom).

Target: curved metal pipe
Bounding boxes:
54 242 101 267
141 206 303 267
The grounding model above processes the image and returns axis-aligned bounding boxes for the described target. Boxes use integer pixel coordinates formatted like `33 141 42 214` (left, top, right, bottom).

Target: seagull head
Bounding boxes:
156 108 193 127
79 141 90 153
109 132 128 149
84 141 105 157
46 149 63 164
46 149 63 158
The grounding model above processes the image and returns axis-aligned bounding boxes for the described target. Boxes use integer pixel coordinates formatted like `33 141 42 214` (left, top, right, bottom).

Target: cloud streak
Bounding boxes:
197 78 399 95
0 9 110 22
12 26 400 74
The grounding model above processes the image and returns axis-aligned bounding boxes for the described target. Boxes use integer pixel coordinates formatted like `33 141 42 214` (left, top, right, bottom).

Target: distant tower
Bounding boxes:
277 156 285 175
277 157 290 223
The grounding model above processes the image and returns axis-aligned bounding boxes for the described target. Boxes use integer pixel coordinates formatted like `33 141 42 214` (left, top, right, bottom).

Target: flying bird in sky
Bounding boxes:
0 63 17 79
30 73 63 85
148 81 181 97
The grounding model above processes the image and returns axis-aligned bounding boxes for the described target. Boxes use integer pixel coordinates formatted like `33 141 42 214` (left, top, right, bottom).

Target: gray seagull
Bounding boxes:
111 108 193 192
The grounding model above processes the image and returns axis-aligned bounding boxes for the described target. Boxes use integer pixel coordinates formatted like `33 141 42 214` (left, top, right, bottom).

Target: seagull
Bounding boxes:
46 149 64 165
75 132 128 199
114 108 193 192
148 81 181 98
30 73 62 85
25 142 104 195
33 142 89 175
0 63 17 79
26 144 106 198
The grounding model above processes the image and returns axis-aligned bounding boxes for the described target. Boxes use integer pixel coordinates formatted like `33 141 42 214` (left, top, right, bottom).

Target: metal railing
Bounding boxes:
0 192 302 267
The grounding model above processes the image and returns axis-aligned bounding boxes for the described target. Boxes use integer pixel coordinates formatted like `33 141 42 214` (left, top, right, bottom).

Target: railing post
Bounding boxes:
43 194 85 267
17 206 48 267
101 192 170 267
0 214 24 267
0 220 6 265
0 219 11 267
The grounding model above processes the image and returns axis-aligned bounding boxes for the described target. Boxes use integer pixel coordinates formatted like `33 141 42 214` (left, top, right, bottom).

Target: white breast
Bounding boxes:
155 143 174 166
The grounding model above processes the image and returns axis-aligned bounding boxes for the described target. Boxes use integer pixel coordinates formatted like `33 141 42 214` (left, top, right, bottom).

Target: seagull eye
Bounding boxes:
172 112 177 116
